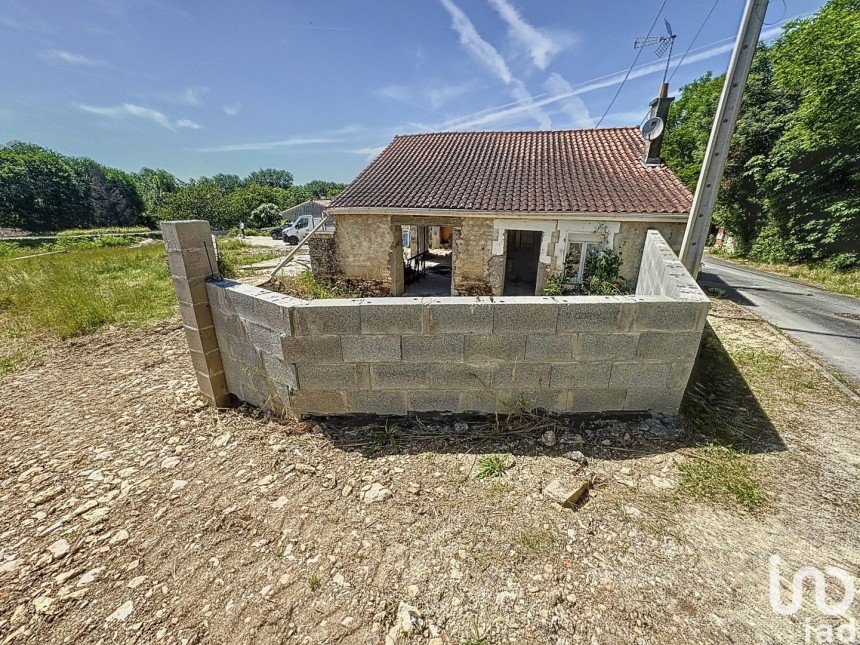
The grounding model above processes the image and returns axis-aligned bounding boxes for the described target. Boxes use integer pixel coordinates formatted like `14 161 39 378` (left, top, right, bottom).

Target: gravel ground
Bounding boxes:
1 299 858 644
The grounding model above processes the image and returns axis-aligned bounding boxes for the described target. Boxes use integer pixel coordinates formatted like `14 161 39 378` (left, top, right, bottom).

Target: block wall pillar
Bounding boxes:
160 220 230 407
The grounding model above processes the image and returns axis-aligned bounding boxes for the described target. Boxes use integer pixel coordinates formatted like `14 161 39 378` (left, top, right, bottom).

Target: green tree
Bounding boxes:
303 180 346 199
209 173 243 192
0 142 88 232
249 202 280 227
157 179 232 228
763 0 860 262
135 168 180 221
69 157 145 227
245 168 294 189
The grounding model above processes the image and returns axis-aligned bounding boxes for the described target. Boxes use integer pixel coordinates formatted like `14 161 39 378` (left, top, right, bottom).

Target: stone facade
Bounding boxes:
308 231 339 282
167 221 708 419
327 212 688 295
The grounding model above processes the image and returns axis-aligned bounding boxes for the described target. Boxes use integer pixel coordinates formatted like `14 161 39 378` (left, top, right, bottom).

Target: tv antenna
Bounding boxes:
634 19 677 85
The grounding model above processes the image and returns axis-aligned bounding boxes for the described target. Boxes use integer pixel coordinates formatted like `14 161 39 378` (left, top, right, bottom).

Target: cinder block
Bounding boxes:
183 324 219 355
427 298 493 334
667 360 695 392
166 247 217 280
492 363 552 389
556 298 630 332
408 390 461 413
247 321 285 357
633 301 704 331
401 335 464 362
492 297 558 333
261 353 298 389
497 389 567 413
297 363 365 390
252 293 293 334
172 275 209 305
567 388 627 413
429 363 496 390
360 300 426 334
609 361 671 388
291 389 347 415
458 391 501 413
371 363 429 390
637 331 702 360
294 300 361 336
625 387 683 414
282 336 343 364
464 334 526 362
345 390 407 415
525 333 578 361
194 370 230 407
179 300 214 330
341 335 401 363
578 333 640 361
550 362 612 389
188 347 224 375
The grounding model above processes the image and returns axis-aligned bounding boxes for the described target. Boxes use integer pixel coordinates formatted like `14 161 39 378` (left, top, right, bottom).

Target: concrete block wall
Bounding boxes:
160 220 230 407
167 222 709 418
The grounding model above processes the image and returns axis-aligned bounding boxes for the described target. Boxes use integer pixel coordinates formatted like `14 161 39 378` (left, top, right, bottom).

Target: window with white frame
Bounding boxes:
564 241 592 285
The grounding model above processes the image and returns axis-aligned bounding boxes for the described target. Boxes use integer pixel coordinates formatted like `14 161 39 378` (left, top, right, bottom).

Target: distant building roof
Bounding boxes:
330 128 693 215
280 199 331 217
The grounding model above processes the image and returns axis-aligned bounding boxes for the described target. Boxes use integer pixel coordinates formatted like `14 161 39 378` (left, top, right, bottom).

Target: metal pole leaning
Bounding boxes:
268 216 331 280
679 0 768 278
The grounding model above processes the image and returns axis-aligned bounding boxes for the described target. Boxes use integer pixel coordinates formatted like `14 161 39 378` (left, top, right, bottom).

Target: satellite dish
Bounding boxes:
641 116 664 141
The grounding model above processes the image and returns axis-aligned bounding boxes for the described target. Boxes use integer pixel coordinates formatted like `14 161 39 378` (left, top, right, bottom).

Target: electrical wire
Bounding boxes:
593 0 668 128
667 0 721 83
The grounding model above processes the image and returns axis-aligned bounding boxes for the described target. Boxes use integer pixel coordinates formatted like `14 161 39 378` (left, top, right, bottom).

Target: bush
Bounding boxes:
580 246 628 295
249 203 280 228
748 222 790 264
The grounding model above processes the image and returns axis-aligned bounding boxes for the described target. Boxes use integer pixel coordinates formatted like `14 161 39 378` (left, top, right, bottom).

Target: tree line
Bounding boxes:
0 142 345 233
663 0 858 267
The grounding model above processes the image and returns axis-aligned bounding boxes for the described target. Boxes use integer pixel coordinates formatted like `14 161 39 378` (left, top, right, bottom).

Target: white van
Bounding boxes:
281 215 331 245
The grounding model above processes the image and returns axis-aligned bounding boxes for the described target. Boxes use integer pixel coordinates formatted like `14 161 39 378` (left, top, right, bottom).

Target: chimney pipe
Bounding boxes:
643 83 674 165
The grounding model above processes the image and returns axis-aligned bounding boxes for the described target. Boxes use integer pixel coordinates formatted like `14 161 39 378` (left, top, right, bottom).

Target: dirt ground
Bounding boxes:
1 297 858 644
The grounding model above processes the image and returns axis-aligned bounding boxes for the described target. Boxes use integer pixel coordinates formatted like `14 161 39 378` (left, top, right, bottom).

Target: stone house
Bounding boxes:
324 127 693 296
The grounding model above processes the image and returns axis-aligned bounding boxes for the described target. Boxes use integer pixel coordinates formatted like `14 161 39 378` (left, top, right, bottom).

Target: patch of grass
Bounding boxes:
0 244 175 339
308 574 321 591
214 238 286 278
271 269 384 300
0 354 17 379
474 455 511 480
463 615 491 645
519 528 556 553
677 446 765 511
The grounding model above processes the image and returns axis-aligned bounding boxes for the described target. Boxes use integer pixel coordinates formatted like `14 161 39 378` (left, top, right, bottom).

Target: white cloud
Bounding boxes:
223 103 242 116
439 0 512 84
544 73 592 128
486 0 569 70
438 0 550 129
159 86 209 106
76 103 201 131
43 49 108 67
196 137 342 152
375 81 475 110
175 118 202 129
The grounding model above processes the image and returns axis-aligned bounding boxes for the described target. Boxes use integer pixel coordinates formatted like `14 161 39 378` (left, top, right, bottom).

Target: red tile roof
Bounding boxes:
330 128 693 215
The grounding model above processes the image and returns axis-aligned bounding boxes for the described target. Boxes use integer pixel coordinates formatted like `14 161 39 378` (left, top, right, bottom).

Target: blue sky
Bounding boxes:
0 0 826 184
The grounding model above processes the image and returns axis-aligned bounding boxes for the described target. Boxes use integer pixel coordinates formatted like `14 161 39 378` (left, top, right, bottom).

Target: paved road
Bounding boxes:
698 256 860 387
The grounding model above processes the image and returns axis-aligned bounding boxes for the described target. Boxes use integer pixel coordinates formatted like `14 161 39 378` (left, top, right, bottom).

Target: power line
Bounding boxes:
668 0 721 83
594 0 668 128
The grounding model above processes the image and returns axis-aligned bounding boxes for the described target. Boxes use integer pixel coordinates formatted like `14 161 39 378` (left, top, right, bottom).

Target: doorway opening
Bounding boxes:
401 225 454 296
503 230 542 295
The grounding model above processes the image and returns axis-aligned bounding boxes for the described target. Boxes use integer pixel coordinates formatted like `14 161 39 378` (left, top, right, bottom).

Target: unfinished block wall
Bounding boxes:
167 222 708 418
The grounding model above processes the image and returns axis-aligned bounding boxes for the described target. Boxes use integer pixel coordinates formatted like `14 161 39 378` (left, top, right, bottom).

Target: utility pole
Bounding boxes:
679 0 769 277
